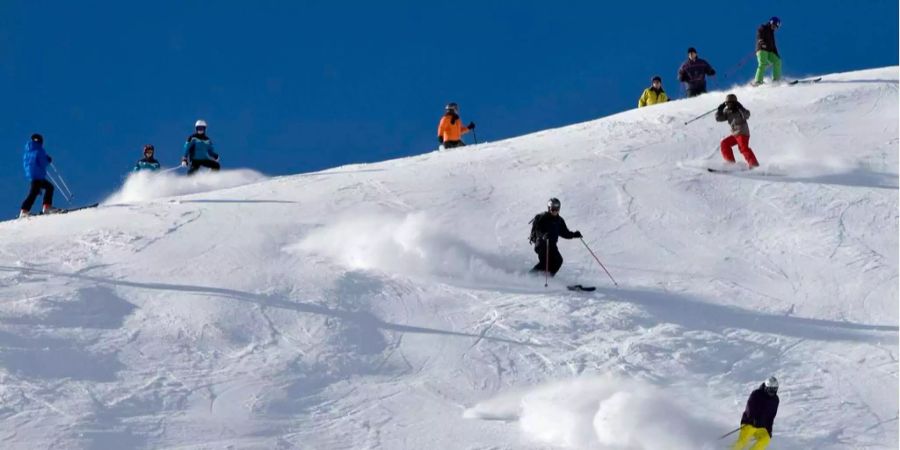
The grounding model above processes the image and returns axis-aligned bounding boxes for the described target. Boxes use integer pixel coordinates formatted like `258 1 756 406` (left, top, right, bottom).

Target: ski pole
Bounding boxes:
472 129 478 145
723 50 756 79
579 238 618 286
50 163 74 200
545 239 550 287
160 166 183 173
683 107 718 126
719 426 742 440
45 172 72 204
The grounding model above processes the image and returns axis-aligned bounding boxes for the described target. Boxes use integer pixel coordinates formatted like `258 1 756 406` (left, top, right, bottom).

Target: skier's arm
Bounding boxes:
706 62 716 76
208 141 219 160
183 138 194 161
638 89 648 107
659 91 668 103
437 116 448 142
765 398 779 436
558 219 577 239
677 65 687 82
715 104 728 122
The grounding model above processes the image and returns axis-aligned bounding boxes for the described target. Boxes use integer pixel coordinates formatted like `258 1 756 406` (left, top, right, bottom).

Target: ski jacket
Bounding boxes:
715 102 751 136
740 384 779 436
638 87 668 107
677 58 716 92
183 133 218 162
530 212 576 248
437 113 470 143
756 24 779 56
23 140 50 181
133 157 161 172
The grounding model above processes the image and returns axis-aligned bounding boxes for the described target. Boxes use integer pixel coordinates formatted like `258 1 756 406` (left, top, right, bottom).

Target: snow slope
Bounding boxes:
0 67 897 450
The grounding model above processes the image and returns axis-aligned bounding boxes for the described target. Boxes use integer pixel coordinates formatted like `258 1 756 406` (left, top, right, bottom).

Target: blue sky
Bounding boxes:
1 1 897 217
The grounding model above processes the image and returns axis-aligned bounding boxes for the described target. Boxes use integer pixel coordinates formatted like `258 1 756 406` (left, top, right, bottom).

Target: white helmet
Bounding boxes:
195 119 208 128
764 376 779 395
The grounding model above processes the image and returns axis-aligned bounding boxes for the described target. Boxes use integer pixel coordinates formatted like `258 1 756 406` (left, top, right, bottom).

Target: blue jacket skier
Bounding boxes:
19 134 60 217
133 144 161 172
181 119 220 175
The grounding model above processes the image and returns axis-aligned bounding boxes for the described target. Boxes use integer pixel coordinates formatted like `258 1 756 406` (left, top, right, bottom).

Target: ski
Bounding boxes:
567 284 596 292
788 77 822 85
33 203 99 216
707 168 784 177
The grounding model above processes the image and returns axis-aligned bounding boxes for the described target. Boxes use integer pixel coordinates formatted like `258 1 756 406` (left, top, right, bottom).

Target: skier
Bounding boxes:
528 198 582 276
19 134 60 218
677 47 716 97
732 376 780 450
181 119 220 175
753 17 782 86
715 93 759 168
437 102 475 149
132 144 161 172
638 76 668 107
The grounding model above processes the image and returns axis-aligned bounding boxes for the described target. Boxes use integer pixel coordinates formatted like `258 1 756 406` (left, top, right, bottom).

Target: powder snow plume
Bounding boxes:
465 375 724 450
102 169 267 204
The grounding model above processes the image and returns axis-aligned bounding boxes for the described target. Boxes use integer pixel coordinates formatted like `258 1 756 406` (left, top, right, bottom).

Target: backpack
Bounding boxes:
528 213 545 244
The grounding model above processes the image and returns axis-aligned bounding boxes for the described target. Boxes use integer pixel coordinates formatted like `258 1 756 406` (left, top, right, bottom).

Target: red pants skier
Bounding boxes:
715 94 759 168
721 135 759 167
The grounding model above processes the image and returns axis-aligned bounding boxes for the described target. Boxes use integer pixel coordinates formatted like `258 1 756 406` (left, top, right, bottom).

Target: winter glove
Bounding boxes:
467 121 476 130
573 231 583 238
181 158 188 167
47 156 53 163
438 136 444 144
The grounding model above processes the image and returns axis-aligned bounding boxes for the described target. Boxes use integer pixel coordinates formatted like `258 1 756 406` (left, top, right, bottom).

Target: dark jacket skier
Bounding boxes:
529 198 582 275
733 377 780 450
754 17 783 85
677 47 716 97
182 119 220 175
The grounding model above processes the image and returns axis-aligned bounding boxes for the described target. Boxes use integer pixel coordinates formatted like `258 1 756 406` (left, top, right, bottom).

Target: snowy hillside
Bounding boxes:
0 67 897 450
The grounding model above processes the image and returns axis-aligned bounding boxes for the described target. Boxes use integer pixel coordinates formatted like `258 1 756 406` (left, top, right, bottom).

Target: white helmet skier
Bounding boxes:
548 197 561 215
195 119 208 135
764 376 779 396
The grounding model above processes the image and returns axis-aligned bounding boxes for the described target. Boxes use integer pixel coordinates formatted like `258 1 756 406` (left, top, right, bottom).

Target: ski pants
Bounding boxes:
442 140 465 149
532 241 563 275
20 179 54 212
754 51 782 83
721 134 759 167
187 159 221 175
731 425 770 450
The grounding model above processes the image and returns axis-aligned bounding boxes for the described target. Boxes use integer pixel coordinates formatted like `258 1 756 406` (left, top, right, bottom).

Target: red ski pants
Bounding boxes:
720 134 759 167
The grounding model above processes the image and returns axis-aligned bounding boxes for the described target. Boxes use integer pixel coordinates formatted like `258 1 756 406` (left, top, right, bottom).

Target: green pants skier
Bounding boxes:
753 16 782 85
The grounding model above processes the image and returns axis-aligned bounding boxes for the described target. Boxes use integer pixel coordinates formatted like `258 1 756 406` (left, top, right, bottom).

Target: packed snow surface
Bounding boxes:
0 67 897 449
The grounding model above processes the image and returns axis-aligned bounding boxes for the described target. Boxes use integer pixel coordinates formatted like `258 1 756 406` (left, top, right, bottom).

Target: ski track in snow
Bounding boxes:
0 67 897 449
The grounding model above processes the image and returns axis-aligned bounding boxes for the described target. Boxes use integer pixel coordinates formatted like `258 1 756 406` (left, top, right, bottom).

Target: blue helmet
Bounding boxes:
769 16 781 28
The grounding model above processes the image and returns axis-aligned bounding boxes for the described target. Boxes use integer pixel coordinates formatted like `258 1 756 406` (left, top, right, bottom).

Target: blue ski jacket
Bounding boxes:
133 157 161 172
23 140 50 181
183 133 218 162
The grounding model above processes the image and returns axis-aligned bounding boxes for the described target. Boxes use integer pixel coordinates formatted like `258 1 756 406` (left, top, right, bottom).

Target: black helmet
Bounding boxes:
31 133 43 143
726 93 738 103
445 102 459 114
547 197 561 211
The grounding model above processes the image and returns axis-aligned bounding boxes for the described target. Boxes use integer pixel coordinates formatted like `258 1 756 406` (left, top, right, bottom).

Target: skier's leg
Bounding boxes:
531 244 547 273
201 160 221 171
187 161 201 175
736 135 759 167
41 180 54 208
771 53 782 81
731 425 753 450
20 180 42 212
754 51 769 84
749 427 770 450
720 136 738 163
549 246 563 275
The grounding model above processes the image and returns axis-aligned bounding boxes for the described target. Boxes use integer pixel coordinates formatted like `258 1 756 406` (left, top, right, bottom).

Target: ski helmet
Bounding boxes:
769 16 781 28
445 102 459 114
195 119 208 129
651 75 662 84
764 376 779 395
726 93 738 103
548 198 561 212
30 133 43 143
